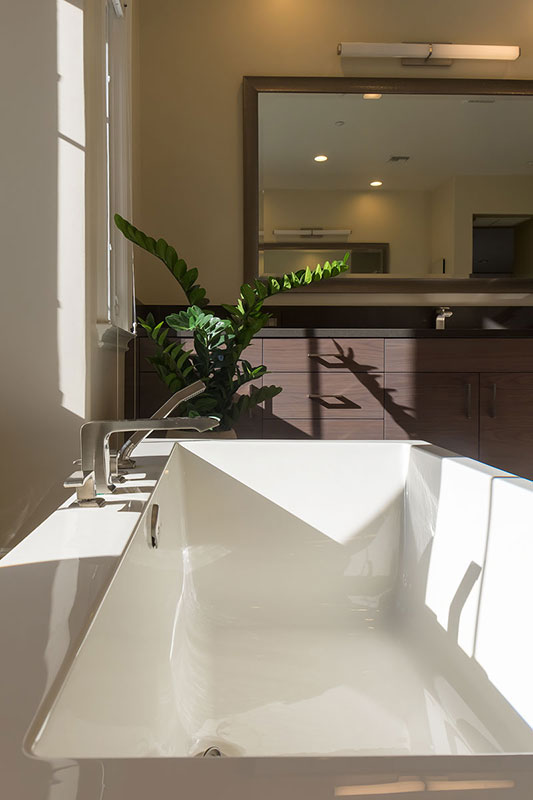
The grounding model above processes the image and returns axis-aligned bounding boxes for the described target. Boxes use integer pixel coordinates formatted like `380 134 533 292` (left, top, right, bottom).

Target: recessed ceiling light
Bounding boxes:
363 93 382 100
314 154 328 162
370 180 383 187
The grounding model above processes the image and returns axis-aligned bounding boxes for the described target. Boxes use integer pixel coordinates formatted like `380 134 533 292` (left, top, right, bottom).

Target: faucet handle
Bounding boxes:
64 471 105 506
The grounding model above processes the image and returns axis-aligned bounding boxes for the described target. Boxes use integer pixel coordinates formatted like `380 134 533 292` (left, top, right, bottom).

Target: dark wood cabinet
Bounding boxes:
127 334 533 477
385 339 533 373
265 372 385 420
262 419 383 440
384 373 479 459
480 373 533 478
263 338 383 372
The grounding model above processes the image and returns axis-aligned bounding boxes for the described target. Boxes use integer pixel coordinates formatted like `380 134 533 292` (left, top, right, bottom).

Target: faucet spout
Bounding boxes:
117 380 207 468
435 306 453 330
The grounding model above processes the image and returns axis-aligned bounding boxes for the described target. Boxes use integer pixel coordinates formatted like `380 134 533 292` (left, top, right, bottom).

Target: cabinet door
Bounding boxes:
480 373 533 478
384 373 479 458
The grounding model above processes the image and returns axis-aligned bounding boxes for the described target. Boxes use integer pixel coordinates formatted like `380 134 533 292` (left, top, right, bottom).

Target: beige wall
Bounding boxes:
0 1 122 551
453 175 533 276
430 179 455 276
263 189 431 276
262 178 533 280
133 0 533 307
428 175 533 278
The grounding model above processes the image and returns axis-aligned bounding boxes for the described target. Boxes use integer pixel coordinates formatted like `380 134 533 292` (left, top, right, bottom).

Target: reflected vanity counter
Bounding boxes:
127 324 533 478
2 439 533 798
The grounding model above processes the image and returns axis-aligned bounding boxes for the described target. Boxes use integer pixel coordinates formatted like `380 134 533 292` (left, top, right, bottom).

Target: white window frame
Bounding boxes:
97 0 134 348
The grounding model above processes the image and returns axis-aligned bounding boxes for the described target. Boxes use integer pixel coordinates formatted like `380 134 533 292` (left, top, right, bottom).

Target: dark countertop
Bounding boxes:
136 327 533 342
255 328 533 338
137 304 533 336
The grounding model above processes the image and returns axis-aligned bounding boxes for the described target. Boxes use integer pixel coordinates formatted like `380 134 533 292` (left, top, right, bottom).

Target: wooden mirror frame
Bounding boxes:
244 76 533 293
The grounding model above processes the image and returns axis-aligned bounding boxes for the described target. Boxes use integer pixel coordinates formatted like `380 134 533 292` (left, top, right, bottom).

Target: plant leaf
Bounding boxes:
114 214 210 306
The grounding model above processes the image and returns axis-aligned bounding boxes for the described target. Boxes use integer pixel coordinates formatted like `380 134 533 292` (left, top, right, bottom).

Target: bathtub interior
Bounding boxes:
29 441 533 760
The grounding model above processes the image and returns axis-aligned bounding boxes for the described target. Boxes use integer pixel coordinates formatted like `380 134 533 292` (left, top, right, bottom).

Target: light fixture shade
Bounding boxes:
273 229 351 237
337 42 520 61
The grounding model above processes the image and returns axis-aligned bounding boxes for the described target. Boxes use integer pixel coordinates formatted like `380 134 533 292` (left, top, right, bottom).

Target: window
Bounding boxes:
101 0 133 340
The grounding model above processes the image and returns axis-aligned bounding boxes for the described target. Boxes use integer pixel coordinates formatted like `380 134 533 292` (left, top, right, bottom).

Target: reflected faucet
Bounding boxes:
64 381 219 506
435 306 453 330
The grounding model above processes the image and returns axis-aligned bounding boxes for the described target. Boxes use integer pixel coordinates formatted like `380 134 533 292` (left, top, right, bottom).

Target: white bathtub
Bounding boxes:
3 440 533 797
26 441 533 759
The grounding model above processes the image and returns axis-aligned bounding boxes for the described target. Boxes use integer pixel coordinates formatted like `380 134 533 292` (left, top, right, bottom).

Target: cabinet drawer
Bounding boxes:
265 372 384 419
385 339 533 373
263 338 383 372
384 372 479 458
138 337 262 372
263 419 383 440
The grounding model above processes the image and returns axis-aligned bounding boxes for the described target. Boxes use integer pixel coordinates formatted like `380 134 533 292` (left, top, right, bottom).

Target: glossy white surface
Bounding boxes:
2 440 533 798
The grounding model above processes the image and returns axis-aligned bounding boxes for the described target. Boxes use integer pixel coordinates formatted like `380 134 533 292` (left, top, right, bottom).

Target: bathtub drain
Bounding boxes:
201 746 224 757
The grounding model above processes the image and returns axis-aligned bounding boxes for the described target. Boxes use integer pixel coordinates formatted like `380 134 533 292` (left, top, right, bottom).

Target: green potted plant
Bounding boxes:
115 214 350 431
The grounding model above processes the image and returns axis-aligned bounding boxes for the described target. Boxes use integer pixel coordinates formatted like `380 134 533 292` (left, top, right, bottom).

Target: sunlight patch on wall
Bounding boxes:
56 0 86 417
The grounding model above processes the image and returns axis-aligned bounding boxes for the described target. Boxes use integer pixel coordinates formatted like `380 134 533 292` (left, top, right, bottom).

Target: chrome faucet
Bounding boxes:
435 306 453 330
117 380 207 469
64 381 219 506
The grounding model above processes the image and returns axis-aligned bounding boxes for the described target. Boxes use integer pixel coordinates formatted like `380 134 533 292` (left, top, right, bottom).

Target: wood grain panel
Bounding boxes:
384 373 479 458
139 337 263 372
385 339 533 373
234 410 263 439
480 373 533 478
265 372 384 419
263 338 384 372
263 419 383 440
138 374 173 417
137 372 263 423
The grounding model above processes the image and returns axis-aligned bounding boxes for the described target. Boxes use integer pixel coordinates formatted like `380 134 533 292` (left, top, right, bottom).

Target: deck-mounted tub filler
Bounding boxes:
2 440 533 799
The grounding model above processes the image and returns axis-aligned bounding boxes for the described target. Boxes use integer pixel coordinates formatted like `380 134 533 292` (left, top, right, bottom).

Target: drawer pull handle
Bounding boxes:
308 394 341 399
308 353 341 358
465 383 472 420
490 383 497 418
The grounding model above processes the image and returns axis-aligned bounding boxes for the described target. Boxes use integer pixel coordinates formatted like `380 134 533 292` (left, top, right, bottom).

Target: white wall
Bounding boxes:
0 1 122 551
133 0 533 307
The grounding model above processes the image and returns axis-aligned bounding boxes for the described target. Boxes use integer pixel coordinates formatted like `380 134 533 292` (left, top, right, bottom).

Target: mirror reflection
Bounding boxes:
258 92 533 280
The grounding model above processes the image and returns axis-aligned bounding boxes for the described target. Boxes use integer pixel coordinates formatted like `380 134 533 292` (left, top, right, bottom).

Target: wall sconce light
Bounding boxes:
273 229 352 238
337 42 520 66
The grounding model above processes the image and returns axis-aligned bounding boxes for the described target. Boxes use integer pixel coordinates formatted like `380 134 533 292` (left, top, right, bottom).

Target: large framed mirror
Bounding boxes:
244 77 533 292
